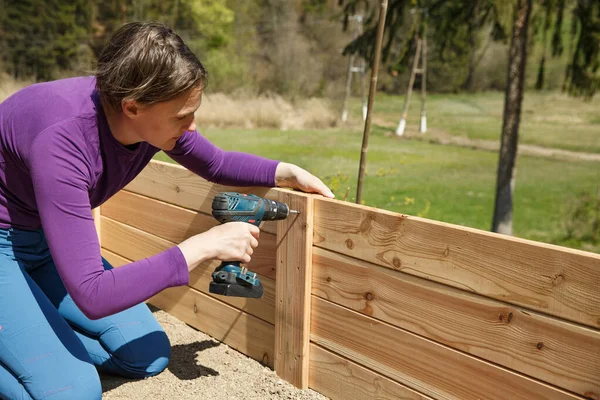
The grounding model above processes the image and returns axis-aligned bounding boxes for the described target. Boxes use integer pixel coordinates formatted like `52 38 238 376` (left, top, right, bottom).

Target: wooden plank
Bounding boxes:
313 198 600 329
101 248 128 267
275 191 314 389
101 215 276 280
149 285 274 367
312 247 600 397
123 160 279 234
93 207 101 245
101 217 276 323
102 191 278 279
309 344 432 400
311 296 579 400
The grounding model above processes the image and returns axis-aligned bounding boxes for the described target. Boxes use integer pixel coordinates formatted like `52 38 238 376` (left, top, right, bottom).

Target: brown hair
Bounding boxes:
95 21 207 111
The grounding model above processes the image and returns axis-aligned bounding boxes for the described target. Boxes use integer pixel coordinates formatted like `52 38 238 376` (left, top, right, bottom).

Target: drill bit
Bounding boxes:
289 209 301 215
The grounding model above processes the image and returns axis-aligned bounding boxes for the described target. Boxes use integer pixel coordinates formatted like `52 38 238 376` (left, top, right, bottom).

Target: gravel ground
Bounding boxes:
101 306 328 400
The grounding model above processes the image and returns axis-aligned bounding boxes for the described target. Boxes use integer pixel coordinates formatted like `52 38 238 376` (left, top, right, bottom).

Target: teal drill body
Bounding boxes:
210 192 297 298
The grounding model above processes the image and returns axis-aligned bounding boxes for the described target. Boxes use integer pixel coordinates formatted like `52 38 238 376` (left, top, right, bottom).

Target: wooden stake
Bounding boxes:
356 0 388 204
395 38 422 136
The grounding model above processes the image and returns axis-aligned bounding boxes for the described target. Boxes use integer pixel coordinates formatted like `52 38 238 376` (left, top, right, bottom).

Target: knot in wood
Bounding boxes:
193 304 198 314
443 247 450 257
536 342 544 350
359 213 373 233
345 239 354 249
175 186 181 193
498 312 513 323
364 292 374 301
326 276 332 283
392 257 402 269
552 274 564 287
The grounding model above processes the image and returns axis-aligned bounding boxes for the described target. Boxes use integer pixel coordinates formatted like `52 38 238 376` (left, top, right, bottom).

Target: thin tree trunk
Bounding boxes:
462 0 480 91
491 0 533 235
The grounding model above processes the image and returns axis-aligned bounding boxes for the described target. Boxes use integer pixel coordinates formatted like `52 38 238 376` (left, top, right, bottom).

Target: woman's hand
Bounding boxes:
177 222 260 271
274 162 335 198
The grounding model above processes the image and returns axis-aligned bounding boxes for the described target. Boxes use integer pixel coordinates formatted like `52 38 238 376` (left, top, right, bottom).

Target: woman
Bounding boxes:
0 21 334 399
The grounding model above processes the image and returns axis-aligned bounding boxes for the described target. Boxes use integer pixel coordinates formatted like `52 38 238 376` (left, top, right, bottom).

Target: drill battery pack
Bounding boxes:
209 262 264 299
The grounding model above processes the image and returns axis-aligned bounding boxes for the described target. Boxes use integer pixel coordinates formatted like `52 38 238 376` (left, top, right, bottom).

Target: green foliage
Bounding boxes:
563 188 600 244
565 0 600 99
1 0 92 80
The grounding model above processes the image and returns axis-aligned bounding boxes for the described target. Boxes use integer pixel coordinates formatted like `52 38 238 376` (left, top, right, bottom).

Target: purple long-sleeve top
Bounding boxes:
0 76 280 319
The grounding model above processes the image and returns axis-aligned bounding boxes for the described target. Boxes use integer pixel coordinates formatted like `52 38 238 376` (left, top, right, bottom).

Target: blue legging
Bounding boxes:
0 227 171 399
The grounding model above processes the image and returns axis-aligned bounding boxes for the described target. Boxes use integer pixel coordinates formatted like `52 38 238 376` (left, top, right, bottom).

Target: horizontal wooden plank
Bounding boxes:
101 215 276 280
149 285 274 367
312 247 600 397
101 248 129 268
311 296 579 400
123 160 279 234
101 217 276 323
313 198 600 329
309 344 432 400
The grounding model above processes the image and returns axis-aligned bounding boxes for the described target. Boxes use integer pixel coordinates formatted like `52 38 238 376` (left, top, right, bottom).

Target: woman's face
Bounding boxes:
128 85 203 151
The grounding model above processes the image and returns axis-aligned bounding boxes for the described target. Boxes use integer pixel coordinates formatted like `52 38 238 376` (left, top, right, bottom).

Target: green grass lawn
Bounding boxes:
155 114 600 254
356 91 600 153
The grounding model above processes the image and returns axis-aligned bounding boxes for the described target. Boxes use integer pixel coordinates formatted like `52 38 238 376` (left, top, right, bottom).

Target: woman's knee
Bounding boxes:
111 329 171 379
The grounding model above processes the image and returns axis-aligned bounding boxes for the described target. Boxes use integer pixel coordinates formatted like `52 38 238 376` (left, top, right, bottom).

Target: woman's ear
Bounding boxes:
121 99 140 119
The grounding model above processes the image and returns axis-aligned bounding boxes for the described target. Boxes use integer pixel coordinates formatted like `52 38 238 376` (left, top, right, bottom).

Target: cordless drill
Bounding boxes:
209 192 299 299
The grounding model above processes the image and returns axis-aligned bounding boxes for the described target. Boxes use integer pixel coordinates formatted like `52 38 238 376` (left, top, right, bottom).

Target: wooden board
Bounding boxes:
149 285 274 367
101 217 276 323
123 160 279 234
309 344 432 400
93 207 101 245
313 198 600 329
311 296 579 400
101 248 128 267
312 247 600 397
275 191 314 389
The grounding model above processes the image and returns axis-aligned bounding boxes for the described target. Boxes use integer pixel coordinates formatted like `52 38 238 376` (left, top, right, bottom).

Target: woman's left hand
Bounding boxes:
274 162 335 199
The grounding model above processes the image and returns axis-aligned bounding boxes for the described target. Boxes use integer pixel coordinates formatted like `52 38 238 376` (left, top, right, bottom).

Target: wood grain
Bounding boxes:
311 296 579 400
313 198 600 329
101 248 128 267
274 191 314 389
93 207 101 245
101 216 276 323
309 344 432 400
149 285 274 367
312 247 600 397
123 160 279 234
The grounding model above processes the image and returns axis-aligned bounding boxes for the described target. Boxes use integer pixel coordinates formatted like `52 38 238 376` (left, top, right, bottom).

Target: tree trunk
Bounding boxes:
491 0 532 235
462 0 480 92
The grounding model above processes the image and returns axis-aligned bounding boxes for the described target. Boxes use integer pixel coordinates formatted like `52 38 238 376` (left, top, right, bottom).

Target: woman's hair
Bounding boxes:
95 21 207 111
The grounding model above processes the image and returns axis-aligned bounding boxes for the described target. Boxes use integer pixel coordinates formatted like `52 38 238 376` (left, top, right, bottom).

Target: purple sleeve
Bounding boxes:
28 126 189 320
165 130 280 186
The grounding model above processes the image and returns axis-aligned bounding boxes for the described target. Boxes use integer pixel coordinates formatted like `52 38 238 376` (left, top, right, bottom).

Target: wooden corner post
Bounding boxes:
274 191 314 389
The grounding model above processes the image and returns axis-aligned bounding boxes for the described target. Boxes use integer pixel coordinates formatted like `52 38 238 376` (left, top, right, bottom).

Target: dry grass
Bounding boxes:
0 73 32 102
0 75 338 130
196 92 338 130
